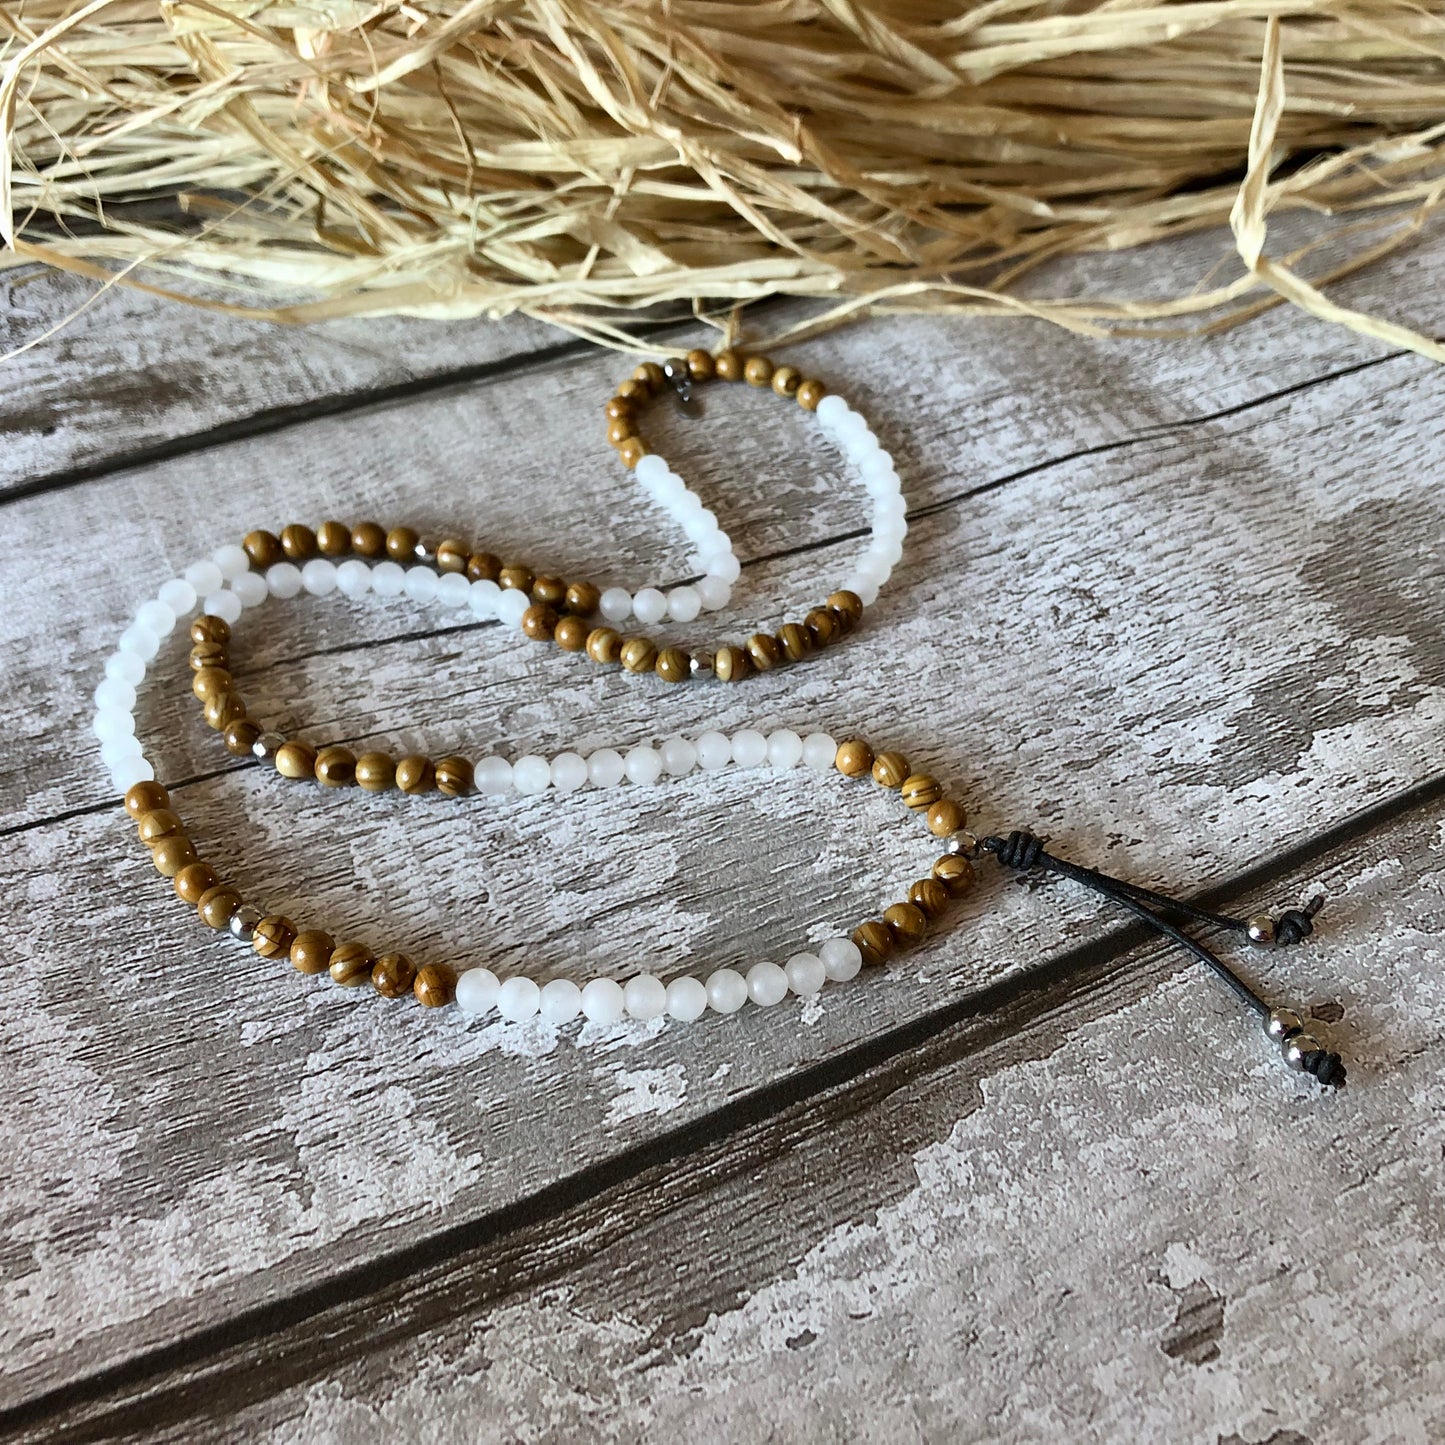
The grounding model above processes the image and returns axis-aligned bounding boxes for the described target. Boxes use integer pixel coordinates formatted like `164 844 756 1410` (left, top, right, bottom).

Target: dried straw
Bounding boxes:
3 1 1445 357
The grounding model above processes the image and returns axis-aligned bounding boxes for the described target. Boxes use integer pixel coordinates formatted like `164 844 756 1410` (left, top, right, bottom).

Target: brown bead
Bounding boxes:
290 929 335 975
498 564 534 593
414 963 457 1008
634 360 666 392
224 718 262 758
466 551 501 583
853 920 893 968
713 644 751 683
909 878 950 920
372 952 417 998
834 738 874 778
204 692 245 730
586 627 623 665
275 742 318 780
329 941 376 987
280 523 317 561
189 615 230 648
607 417 636 448
197 885 242 930
933 854 976 898
395 755 436 795
436 538 469 573
796 378 826 411
827 603 855 638
686 348 715 381
315 746 357 787
619 437 647 469
771 364 802 397
563 580 600 615
884 902 928 946
521 603 558 641
137 808 184 848
355 752 396 792
532 575 567 606
714 349 743 382
927 799 966 838
174 861 219 906
192 666 231 701
872 751 909 789
124 780 169 819
554 615 590 652
242 529 283 570
252 914 297 960
655 648 690 684
317 520 351 555
151 836 197 878
778 623 812 663
620 637 658 675
901 774 943 810
605 396 634 421
615 377 648 405
351 521 387 558
386 526 420 562
189 640 228 672
743 355 774 388
804 607 836 648
827 589 864 625
435 755 474 797
746 633 783 672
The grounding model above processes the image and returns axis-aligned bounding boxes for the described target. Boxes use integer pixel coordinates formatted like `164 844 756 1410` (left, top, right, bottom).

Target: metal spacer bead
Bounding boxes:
943 831 982 859
689 651 715 679
413 539 438 565
228 904 263 943
252 731 286 761
1264 1007 1302 1043
1282 1031 1319 1071
1246 914 1276 946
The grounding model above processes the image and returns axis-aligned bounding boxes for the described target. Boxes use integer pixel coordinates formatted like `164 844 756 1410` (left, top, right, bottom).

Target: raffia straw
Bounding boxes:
3 1 1445 356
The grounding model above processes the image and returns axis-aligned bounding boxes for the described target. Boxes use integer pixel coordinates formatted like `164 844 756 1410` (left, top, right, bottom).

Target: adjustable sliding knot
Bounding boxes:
981 830 1046 871
1302 1047 1346 1089
1274 895 1325 946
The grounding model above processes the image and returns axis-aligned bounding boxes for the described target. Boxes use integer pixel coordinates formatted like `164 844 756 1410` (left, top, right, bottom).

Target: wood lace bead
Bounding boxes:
909 878 950 920
554 615 589 652
744 355 774 388
804 608 836 648
655 648 690 684
634 360 666 391
926 799 966 837
685 348 715 380
900 774 942 810
315 746 357 787
151 836 196 877
619 437 646 469
435 539 469 573
316 520 351 555
386 526 420 562
467 551 501 582
522 604 558 641
355 752 396 792
329 941 375 987
204 692 245 730
290 929 335 975
884 901 928 946
372 953 417 998
351 521 387 558
872 751 909 788
604 396 633 421
853 919 893 968
395 756 436 795
435 756 474 797
620 637 658 674
615 377 648 404
746 633 782 672
280 524 316 561
275 742 318 780
796 378 826 411
533 576 567 606
827 589 863 626
252 914 297 960
607 418 635 447
197 885 242 930
189 640 227 672
124 780 169 819
714 349 742 382
192 667 231 701
771 364 802 397
777 623 811 663
498 564 533 593
933 854 975 897
713 645 750 683
242 529 283 570
834 739 874 778
224 719 261 757
137 808 184 847
414 963 456 1008
189 615 230 648
174 861 219 905
564 581 600 615
586 627 623 664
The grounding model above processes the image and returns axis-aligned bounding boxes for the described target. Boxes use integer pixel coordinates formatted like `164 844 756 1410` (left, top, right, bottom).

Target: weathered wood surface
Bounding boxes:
1 232 1443 1438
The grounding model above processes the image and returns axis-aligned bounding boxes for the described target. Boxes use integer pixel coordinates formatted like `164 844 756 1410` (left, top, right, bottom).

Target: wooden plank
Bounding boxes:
0 298 1441 1410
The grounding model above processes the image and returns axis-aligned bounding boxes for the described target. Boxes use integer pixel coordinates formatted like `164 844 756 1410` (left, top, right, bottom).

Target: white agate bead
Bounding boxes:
301 558 338 596
660 736 697 777
746 961 789 1007
436 572 470 609
631 587 667 625
599 587 632 623
802 733 838 771
111 756 155 792
666 976 708 1022
512 755 551 795
708 553 741 584
266 563 303 600
767 729 803 768
497 975 541 1022
158 578 197 616
815 394 848 427
136 599 176 637
105 652 146 686
819 937 863 981
624 974 667 1021
496 588 530 628
634 453 669 486
695 575 731 611
581 977 625 1024
403 566 439 604
203 590 243 624
468 579 501 617
731 729 768 769
93 708 135 742
231 571 268 609
370 561 405 599
212 544 250 581
706 968 748 1014
455 967 500 1016
118 625 161 661
785 952 826 996
335 560 371 599
694 731 731 770
666 586 701 623
625 746 663 785
184 559 224 595
94 677 136 711
474 756 513 794
540 978 583 1024
587 749 626 788
100 736 143 771
551 752 588 793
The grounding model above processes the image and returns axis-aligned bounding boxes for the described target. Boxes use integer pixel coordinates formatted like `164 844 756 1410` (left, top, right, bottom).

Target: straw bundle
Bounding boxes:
4 1 1445 356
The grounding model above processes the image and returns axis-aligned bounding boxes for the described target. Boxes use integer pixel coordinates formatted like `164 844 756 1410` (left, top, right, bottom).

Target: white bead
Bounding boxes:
497 976 541 1022
599 587 632 623
158 578 197 615
802 733 838 771
653 472 687 506
496 588 530 628
100 736 143 770
873 538 904 568
695 575 731 611
746 961 789 1007
203 590 243 624
665 976 708 1022
706 969 748 1014
634 453 669 486
661 736 697 776
540 978 583 1024
436 572 471 609
854 581 880 607
767 729 803 768
184 560 224 595
785 952 826 996
512 755 551 795
694 731 731 770
581 977 626 1024
551 751 588 793
335 560 371 599
212 544 249 581
118 625 160 661
837 411 870 445
111 756 154 792
266 562 303 600
468 579 501 617
370 561 405 599
231 571 268 609
403 566 438 604
587 749 626 788
455 967 500 1016
94 677 136 711
300 558 338 596
819 937 863 982
474 756 513 794
816 393 848 427
666 586 701 623
624 974 667 1021
631 587 667 625
625 746 663 785
709 553 741 583
105 652 146 686
731 729 768 768
93 708 135 742
135 599 176 637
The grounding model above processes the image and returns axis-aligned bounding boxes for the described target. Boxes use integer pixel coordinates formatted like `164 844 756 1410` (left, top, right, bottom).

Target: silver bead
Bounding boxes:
1265 1007 1302 1042
228 904 263 943
689 651 715 678
252 731 285 761
1246 914 1275 945
661 356 689 383
943 831 980 859
1282 1031 1319 1071
413 539 437 565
